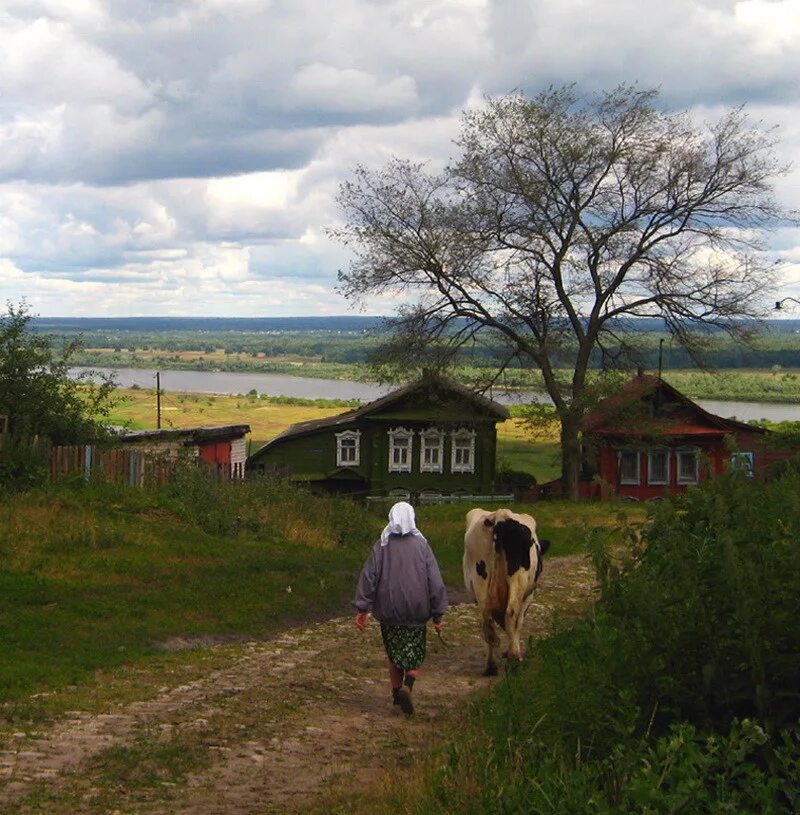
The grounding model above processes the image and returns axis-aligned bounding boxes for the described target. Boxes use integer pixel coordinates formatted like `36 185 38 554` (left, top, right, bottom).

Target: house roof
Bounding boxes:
249 373 510 460
582 374 764 437
118 424 250 445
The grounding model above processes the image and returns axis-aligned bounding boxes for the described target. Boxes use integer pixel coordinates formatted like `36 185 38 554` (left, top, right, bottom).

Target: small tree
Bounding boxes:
332 85 794 499
0 302 116 445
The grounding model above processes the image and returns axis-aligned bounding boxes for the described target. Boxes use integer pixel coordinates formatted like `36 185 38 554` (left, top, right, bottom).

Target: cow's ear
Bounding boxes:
483 517 495 528
538 538 551 556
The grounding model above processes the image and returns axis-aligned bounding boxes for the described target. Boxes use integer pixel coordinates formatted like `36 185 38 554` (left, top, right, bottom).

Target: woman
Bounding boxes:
354 501 448 715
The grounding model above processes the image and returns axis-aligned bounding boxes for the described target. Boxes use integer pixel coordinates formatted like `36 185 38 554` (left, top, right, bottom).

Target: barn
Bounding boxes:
574 374 793 500
246 373 509 499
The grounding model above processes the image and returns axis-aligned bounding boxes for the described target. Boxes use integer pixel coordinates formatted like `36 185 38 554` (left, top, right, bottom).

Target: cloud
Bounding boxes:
0 0 798 315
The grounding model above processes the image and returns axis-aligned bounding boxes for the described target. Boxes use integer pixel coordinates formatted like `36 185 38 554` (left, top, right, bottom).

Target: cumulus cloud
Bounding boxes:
0 0 798 315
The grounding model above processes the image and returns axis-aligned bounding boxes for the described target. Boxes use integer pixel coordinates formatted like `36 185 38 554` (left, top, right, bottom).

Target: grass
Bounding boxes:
0 469 640 717
105 387 345 448
0 482 375 708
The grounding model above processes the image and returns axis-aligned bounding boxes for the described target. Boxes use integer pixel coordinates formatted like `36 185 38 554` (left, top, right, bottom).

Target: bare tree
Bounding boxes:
332 86 793 499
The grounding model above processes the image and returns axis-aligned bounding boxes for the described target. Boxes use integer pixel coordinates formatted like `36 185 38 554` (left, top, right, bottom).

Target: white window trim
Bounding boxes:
388 427 413 473
647 447 670 485
676 446 700 485
419 427 444 473
618 448 641 485
335 430 361 467
451 428 476 474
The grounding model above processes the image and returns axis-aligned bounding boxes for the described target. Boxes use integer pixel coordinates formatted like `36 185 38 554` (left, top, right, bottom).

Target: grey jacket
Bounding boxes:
354 532 448 625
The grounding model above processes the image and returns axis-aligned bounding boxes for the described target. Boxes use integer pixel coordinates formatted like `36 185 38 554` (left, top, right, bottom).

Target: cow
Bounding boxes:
463 507 550 676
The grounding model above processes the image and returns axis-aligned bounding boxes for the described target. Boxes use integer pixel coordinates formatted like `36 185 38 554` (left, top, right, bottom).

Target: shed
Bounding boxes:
119 424 250 479
246 373 509 498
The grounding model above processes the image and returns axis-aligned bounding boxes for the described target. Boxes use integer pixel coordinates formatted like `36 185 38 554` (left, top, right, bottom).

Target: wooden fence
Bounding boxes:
47 445 243 486
49 445 172 486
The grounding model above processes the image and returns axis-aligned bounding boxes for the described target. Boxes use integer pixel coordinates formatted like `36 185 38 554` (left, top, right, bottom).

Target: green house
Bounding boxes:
246 373 510 498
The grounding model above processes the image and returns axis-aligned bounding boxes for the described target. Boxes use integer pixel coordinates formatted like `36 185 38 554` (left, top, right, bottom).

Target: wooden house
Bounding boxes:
575 374 793 500
246 373 509 498
119 424 250 479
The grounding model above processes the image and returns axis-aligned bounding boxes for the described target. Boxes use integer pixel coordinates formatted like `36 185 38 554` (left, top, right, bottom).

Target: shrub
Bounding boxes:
495 463 537 490
373 470 800 814
158 466 379 550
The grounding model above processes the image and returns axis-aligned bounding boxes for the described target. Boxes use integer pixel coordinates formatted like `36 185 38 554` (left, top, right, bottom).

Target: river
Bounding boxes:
70 366 800 423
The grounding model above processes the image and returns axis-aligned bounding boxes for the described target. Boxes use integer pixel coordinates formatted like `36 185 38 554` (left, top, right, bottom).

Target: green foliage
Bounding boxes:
0 434 50 493
0 302 116 445
494 462 536 490
159 466 378 548
377 472 800 813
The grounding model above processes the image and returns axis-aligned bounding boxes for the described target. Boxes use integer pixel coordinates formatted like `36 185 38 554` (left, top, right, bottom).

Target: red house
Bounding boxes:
576 375 792 501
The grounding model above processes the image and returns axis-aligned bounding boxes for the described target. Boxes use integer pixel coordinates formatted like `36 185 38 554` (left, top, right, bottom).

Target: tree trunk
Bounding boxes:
560 412 582 502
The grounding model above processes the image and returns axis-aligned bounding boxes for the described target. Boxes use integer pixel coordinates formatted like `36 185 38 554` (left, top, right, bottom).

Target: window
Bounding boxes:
420 428 444 473
647 448 669 485
388 427 413 473
451 428 476 474
676 447 699 484
618 449 640 485
335 430 361 467
731 451 754 477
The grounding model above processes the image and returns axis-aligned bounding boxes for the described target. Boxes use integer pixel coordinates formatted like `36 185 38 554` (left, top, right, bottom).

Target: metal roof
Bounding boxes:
118 424 250 445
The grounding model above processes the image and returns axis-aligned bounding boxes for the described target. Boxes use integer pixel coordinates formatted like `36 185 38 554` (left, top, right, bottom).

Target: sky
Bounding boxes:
1 0 799 317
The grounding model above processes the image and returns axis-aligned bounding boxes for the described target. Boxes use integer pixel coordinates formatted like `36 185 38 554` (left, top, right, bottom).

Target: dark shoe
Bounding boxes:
392 687 402 706
397 687 414 715
403 674 415 692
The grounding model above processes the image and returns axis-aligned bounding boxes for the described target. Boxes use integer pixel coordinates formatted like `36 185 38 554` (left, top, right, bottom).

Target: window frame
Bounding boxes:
731 451 755 477
618 448 641 485
676 446 700 485
647 447 670 485
388 427 414 473
419 427 444 473
335 430 361 468
451 428 476 474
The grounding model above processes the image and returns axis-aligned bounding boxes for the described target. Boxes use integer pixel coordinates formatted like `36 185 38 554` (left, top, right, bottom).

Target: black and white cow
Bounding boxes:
463 507 549 676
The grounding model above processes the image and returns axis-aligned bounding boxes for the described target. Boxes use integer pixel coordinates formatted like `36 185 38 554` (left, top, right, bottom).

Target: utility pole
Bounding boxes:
155 371 161 429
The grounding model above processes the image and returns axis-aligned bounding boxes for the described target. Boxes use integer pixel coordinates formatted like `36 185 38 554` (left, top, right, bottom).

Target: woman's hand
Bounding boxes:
355 611 368 631
434 620 444 634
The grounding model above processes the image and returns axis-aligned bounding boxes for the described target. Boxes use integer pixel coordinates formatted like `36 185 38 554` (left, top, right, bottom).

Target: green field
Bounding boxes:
0 473 642 719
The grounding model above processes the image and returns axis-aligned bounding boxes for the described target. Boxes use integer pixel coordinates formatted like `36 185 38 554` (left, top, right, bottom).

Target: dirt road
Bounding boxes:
0 554 595 814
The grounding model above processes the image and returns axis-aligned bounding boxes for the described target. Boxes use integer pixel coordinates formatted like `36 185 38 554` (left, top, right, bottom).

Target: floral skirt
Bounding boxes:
380 623 427 671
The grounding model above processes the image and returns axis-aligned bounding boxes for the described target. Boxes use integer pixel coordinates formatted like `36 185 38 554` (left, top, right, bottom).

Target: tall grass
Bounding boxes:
365 471 800 814
0 475 380 704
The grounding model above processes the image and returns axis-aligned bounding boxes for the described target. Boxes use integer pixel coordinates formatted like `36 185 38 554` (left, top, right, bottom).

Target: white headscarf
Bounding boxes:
380 501 420 547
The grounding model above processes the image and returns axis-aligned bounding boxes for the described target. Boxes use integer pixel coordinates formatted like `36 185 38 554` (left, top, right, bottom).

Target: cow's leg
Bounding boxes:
482 612 499 676
504 578 531 661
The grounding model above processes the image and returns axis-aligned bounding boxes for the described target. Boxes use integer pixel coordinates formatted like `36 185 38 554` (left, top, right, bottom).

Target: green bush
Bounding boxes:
0 434 50 493
594 472 800 733
495 462 537 490
158 466 378 549
378 471 800 814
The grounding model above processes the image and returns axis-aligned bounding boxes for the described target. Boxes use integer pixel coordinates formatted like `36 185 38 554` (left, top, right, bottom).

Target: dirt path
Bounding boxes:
0 555 595 814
